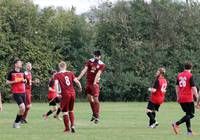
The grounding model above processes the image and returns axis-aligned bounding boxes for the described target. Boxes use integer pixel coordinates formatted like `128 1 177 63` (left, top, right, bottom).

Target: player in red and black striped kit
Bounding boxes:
172 62 199 136
78 51 105 124
6 59 27 128
43 70 61 120
146 68 167 128
54 61 82 133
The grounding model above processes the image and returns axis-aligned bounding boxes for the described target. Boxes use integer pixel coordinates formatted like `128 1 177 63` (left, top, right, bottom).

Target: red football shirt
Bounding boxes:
24 71 32 90
47 78 57 99
7 70 26 94
54 71 76 95
85 58 105 85
150 76 168 105
177 70 195 103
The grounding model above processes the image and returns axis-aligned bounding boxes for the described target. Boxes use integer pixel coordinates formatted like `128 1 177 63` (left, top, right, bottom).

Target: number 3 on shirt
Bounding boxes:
65 76 71 86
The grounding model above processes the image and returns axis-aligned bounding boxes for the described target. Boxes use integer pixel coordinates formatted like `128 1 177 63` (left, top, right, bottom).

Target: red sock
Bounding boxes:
94 102 100 118
23 107 30 120
90 101 95 115
69 111 75 127
63 115 70 131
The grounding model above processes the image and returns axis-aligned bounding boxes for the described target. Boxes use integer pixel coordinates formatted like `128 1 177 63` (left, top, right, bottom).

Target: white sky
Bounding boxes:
33 0 151 14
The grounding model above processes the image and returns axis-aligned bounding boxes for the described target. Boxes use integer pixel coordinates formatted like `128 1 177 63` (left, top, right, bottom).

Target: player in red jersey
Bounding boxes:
146 68 167 128
172 62 199 136
43 70 62 120
6 59 27 128
54 61 82 133
77 51 105 124
21 62 40 123
0 92 2 112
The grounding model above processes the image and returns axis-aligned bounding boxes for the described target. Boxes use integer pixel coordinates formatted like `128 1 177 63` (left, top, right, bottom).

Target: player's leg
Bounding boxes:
22 91 31 123
93 84 100 124
86 85 96 120
43 99 57 120
53 97 62 120
185 103 195 135
146 101 156 127
61 95 70 133
69 94 75 133
13 94 26 128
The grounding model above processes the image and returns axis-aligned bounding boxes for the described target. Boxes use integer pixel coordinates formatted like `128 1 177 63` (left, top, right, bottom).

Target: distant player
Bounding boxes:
54 61 82 133
21 62 40 123
172 62 199 136
43 70 61 120
77 51 105 124
6 59 26 128
0 92 3 112
146 68 167 128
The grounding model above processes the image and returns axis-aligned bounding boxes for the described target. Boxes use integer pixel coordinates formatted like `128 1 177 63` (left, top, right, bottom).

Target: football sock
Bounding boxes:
56 108 61 115
147 112 155 125
89 101 95 116
176 115 190 125
15 114 22 123
46 110 53 116
186 120 192 132
94 102 100 118
69 111 75 127
63 114 70 131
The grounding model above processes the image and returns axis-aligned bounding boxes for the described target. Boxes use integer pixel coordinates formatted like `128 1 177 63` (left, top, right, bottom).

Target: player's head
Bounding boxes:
14 59 23 69
184 61 192 70
58 61 67 71
156 67 166 77
94 50 101 60
26 62 32 71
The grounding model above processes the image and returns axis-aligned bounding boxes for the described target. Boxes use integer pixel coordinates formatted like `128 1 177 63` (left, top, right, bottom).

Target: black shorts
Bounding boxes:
49 97 61 106
180 102 195 114
13 93 26 106
147 101 160 111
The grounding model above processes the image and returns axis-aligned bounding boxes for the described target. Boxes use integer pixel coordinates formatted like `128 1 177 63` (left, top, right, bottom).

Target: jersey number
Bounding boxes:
179 77 187 87
65 76 71 86
161 83 167 93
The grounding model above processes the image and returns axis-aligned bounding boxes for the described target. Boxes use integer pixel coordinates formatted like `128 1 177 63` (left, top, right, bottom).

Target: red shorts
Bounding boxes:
86 84 100 97
25 89 32 106
60 94 75 112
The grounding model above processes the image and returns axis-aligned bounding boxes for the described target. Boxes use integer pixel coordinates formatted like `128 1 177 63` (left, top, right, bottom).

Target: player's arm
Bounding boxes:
93 70 102 85
74 78 82 94
6 72 23 84
0 92 3 112
77 66 88 80
148 79 159 93
54 80 59 94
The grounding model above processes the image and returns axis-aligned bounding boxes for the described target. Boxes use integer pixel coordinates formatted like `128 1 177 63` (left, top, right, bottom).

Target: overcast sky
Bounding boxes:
33 0 152 14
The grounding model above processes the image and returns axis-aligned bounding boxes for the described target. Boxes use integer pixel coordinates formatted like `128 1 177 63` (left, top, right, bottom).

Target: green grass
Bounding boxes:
0 102 200 140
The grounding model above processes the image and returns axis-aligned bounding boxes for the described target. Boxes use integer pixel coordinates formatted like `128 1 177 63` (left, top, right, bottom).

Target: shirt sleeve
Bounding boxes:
99 64 105 72
7 71 12 81
71 72 76 80
190 76 195 87
85 61 90 67
153 79 159 89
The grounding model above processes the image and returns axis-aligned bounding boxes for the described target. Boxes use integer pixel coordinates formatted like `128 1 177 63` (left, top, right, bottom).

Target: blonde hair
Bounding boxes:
26 62 32 67
158 67 166 75
59 61 67 70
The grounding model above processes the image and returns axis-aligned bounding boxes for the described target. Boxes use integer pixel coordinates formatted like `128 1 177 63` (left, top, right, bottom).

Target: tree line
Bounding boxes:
1 0 200 102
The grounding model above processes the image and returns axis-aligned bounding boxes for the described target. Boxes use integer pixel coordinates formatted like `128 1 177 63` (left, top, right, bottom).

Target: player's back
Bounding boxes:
54 71 76 95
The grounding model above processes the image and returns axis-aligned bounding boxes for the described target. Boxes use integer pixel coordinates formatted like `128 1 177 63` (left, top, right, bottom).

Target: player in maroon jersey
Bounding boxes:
172 62 199 136
146 68 167 128
21 62 40 123
43 70 62 120
54 61 82 133
77 51 105 124
6 59 27 128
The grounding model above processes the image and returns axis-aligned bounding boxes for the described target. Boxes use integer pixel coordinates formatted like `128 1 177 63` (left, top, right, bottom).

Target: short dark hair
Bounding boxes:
48 70 57 75
94 51 101 56
184 61 192 70
14 59 21 65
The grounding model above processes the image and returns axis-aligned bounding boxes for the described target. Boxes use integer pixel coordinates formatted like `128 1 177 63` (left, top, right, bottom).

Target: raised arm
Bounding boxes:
77 66 88 80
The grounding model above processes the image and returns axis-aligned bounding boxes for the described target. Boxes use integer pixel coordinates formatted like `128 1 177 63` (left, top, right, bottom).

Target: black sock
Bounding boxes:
15 114 22 123
176 115 190 125
186 120 192 132
56 108 61 115
147 112 155 126
152 112 156 119
46 110 53 116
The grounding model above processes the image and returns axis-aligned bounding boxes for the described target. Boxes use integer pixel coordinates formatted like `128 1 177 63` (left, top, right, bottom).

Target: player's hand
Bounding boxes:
34 78 40 84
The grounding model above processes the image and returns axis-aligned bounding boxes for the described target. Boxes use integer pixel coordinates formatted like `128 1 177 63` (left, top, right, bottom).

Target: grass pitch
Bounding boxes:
0 102 200 140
